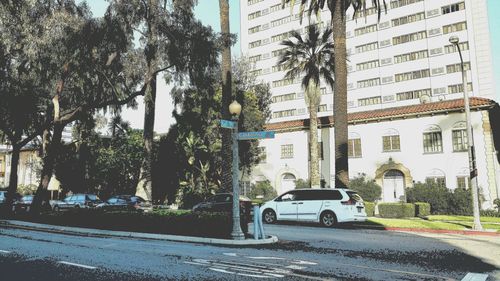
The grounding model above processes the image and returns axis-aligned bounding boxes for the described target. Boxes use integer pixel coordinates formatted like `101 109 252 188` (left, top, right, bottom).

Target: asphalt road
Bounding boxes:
0 222 499 281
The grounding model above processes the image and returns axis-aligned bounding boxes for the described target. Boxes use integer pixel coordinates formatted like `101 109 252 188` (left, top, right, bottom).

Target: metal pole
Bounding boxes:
231 116 245 240
457 43 483 231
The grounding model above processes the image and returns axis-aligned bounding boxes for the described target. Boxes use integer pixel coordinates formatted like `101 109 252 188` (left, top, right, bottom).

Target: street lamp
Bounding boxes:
449 36 483 231
229 100 245 240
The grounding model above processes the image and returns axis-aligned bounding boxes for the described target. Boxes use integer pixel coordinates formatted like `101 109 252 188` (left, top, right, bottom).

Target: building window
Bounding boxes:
281 144 294 159
390 0 423 9
383 135 401 152
392 12 425 27
443 21 467 34
353 7 377 19
318 104 328 112
423 130 443 153
446 62 470 74
426 176 446 187
248 25 261 34
355 42 378 53
396 88 431 101
452 129 468 152
358 96 381 106
394 50 428 64
272 78 294 88
249 40 262 49
442 2 465 15
271 48 286 57
248 0 263 5
271 16 291 28
357 78 380 88
444 41 469 54
272 93 296 103
273 109 296 119
448 83 473 94
354 24 377 36
272 64 286 72
249 54 261 63
457 176 469 189
271 31 293 43
348 138 362 158
259 147 267 163
248 10 262 20
392 31 427 45
395 69 430 83
356 60 379 71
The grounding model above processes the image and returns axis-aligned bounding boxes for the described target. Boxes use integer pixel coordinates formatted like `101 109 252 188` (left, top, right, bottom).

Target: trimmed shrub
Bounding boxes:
27 209 236 238
364 202 375 217
480 209 500 218
406 182 449 214
494 198 500 212
414 202 431 217
378 203 415 218
248 180 277 202
348 174 382 202
294 179 310 189
448 188 473 216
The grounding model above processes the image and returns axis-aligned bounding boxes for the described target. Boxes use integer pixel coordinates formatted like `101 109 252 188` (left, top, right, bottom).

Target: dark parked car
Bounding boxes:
192 193 252 233
12 195 34 213
0 191 22 207
53 194 102 211
97 195 148 212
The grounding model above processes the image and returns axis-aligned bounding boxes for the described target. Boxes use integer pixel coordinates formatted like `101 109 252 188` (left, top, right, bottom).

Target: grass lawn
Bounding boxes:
426 215 500 224
364 217 500 232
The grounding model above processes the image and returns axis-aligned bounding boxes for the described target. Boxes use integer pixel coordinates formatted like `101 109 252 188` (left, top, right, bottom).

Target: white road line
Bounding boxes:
57 261 97 270
0 250 11 254
461 272 489 281
223 253 238 257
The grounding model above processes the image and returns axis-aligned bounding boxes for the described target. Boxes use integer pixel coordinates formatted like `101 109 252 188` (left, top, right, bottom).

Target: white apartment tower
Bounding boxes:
240 0 500 208
241 0 496 122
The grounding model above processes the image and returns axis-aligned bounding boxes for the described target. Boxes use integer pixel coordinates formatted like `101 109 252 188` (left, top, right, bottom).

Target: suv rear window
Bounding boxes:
346 191 363 202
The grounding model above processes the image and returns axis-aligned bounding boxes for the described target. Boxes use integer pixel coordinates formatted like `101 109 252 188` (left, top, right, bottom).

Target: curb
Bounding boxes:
0 220 278 246
350 224 500 237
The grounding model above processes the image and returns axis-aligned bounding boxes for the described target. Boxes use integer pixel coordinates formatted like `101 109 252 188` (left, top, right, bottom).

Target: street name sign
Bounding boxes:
220 119 237 129
237 131 275 140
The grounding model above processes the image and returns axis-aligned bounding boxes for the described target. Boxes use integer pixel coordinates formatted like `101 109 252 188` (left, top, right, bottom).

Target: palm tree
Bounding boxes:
282 0 386 188
278 25 334 189
219 0 233 191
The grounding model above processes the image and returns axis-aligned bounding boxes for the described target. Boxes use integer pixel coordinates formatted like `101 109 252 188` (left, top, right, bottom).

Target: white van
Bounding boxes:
261 189 367 227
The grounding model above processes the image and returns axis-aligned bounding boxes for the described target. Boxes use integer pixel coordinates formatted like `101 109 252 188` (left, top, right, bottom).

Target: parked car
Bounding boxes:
0 191 22 207
96 195 148 212
12 195 34 213
260 189 367 227
52 194 102 211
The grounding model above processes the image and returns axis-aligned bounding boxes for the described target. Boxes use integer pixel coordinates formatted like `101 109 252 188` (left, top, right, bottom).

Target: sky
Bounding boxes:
83 0 498 133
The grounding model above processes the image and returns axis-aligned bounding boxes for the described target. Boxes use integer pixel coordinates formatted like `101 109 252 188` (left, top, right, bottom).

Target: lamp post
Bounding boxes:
229 100 245 240
449 36 483 231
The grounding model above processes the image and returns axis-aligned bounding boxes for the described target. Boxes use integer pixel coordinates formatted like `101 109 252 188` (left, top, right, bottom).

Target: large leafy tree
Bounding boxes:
282 0 386 188
278 25 334 188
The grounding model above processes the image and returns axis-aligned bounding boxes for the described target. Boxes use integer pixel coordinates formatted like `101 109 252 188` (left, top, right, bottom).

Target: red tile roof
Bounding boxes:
265 97 496 132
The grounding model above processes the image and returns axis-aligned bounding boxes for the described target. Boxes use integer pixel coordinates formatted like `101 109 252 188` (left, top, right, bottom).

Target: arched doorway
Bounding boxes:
281 173 296 193
383 170 405 202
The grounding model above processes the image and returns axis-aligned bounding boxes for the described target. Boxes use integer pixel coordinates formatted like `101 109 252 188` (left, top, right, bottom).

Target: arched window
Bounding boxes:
452 122 468 152
423 125 443 153
382 129 401 152
425 169 446 187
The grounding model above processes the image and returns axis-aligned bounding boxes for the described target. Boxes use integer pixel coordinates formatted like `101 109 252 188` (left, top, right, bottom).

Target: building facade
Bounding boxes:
240 0 500 207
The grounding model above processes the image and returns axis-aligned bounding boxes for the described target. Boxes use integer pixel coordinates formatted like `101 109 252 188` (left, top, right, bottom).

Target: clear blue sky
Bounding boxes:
83 0 498 101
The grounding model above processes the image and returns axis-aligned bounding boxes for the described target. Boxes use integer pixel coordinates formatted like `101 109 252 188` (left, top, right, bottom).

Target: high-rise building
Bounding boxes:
240 0 500 208
241 0 496 123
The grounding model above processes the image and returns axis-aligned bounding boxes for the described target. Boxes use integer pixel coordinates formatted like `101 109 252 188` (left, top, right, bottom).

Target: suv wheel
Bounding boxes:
320 211 337 227
263 209 277 224
54 206 60 212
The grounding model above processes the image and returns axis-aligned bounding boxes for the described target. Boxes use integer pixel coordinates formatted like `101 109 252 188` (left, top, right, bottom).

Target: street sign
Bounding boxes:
220 119 237 129
238 131 275 140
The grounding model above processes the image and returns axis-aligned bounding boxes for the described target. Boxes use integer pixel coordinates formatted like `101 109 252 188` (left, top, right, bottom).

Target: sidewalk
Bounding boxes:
0 220 278 246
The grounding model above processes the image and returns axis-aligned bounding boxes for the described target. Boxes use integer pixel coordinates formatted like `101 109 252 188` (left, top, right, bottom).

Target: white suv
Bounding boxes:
261 189 367 227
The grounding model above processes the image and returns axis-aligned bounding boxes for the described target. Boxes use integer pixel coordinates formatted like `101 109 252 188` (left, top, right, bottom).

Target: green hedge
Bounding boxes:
415 202 431 217
378 203 415 218
24 209 247 239
364 202 375 217
480 210 500 218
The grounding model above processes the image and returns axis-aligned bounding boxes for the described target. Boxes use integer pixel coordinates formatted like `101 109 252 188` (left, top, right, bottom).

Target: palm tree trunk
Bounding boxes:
309 91 321 189
219 0 233 192
331 3 349 189
31 124 64 213
136 0 159 202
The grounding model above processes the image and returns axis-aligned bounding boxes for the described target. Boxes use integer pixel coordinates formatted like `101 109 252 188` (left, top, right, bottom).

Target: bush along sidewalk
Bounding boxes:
378 203 415 218
14 209 249 239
